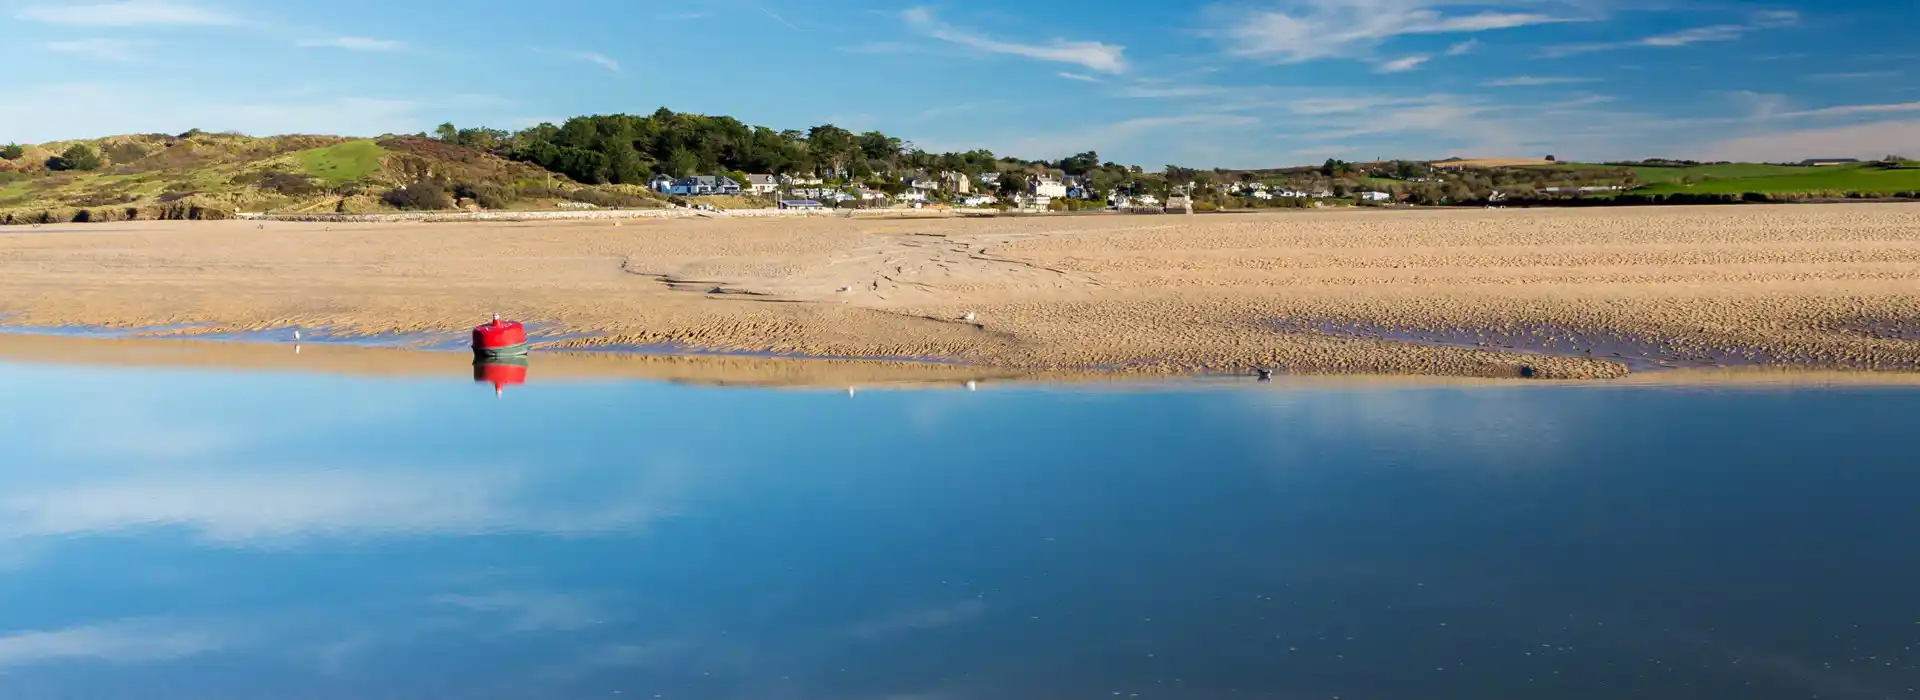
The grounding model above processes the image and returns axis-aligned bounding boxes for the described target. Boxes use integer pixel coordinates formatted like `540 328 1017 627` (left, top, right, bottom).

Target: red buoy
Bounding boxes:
472 313 529 357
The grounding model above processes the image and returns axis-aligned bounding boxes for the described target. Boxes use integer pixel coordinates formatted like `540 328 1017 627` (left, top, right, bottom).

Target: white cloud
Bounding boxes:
1806 71 1899 81
297 36 405 52
1445 39 1478 56
1778 101 1920 119
16 0 236 26
0 621 223 670
565 51 621 73
0 84 435 142
1693 121 1920 162
435 592 605 632
1482 75 1601 87
1211 0 1581 63
1374 55 1429 73
42 38 141 61
1057 72 1105 83
903 6 1127 74
1541 10 1798 57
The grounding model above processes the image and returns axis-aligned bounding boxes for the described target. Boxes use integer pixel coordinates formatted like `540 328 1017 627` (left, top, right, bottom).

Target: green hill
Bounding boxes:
0 131 668 223
1526 160 1919 197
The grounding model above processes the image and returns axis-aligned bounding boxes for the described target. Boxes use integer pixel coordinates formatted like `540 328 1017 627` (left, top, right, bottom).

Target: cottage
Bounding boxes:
899 190 929 203
1030 176 1068 199
649 174 677 194
960 194 999 207
779 200 825 210
857 189 890 201
779 173 825 186
744 174 778 195
667 175 743 196
939 171 972 194
977 172 1001 186
1358 191 1392 202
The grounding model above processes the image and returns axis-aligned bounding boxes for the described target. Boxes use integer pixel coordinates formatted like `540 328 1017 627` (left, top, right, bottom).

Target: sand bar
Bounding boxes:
3 204 1919 380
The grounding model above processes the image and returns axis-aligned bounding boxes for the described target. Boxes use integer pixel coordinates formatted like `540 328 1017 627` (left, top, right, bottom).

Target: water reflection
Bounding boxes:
1 361 1917 699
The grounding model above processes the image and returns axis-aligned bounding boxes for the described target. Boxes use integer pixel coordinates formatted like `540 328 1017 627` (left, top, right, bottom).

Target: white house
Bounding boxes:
1358 191 1392 202
744 174 778 194
960 194 998 207
779 173 824 186
858 189 890 201
1031 176 1068 199
649 174 677 193
899 190 928 203
1251 190 1273 200
977 172 1001 187
666 176 743 196
1275 189 1310 198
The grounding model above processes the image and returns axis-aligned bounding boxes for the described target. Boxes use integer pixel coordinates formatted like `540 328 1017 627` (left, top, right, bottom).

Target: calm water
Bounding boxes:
2 361 1918 700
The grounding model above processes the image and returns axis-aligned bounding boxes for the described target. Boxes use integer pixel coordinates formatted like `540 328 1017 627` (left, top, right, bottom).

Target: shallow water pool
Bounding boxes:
1 358 1917 699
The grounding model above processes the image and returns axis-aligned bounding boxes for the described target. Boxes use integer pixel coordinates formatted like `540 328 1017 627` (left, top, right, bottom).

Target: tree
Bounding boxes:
47 143 103 171
996 172 1027 199
434 123 458 141
1544 154 1557 162
0 143 23 160
665 148 699 178
1320 158 1350 177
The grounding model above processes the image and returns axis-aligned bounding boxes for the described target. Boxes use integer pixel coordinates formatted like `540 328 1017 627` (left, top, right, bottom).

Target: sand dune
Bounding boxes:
2 204 1918 379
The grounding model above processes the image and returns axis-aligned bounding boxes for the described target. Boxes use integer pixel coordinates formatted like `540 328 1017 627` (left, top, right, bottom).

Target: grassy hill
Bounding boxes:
1523 160 1919 197
0 131 669 223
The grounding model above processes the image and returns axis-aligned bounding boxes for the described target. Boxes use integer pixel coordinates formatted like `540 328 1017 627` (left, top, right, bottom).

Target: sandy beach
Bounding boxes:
3 204 1918 379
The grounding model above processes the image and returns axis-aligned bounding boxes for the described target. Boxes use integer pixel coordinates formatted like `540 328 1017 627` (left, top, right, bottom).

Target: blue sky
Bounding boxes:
2 0 1916 167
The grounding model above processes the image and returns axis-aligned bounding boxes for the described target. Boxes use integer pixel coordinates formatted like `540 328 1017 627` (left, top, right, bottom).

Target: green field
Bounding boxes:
1533 162 1821 183
294 140 387 185
1633 165 1920 195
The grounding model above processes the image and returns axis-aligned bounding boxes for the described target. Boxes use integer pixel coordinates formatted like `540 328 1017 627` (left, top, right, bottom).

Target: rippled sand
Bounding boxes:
3 204 1918 379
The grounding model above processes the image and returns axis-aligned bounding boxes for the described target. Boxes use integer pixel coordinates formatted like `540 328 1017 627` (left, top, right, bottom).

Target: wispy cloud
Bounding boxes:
1695 121 1920 162
564 51 621 73
1374 55 1429 73
903 6 1127 74
1542 10 1798 57
297 36 405 52
16 0 237 26
1807 71 1899 82
43 38 141 61
1210 0 1583 63
755 4 799 30
0 621 223 670
1777 101 1920 119
1482 75 1601 87
1445 39 1479 56
1057 72 1105 83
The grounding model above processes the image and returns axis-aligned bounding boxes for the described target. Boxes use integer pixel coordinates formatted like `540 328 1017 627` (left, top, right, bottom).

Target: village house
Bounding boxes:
649 174 676 193
939 171 972 194
664 175 742 196
779 173 825 186
976 172 1001 187
905 177 943 194
1030 176 1068 199
1358 191 1392 202
857 189 890 202
899 189 929 203
960 194 998 207
778 199 825 211
744 174 778 195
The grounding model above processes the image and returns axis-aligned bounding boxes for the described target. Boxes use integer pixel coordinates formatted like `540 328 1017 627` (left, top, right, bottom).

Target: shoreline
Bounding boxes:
2 204 1917 380
6 331 1920 390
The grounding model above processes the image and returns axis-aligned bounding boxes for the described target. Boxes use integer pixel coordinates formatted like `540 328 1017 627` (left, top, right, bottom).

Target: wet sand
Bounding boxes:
3 204 1919 379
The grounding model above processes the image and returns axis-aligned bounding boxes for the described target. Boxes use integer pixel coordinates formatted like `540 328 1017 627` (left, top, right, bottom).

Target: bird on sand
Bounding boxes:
961 311 977 323
1256 368 1274 381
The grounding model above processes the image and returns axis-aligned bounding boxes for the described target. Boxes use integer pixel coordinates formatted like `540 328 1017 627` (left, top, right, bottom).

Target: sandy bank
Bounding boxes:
3 204 1918 379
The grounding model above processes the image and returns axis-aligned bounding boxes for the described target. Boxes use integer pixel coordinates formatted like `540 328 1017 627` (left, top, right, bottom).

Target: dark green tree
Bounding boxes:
434 123 458 141
0 143 23 160
47 143 103 171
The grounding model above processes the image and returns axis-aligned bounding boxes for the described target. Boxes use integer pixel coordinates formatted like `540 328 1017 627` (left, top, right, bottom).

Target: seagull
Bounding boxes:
1256 368 1274 381
292 329 301 342
966 380 978 392
961 311 977 323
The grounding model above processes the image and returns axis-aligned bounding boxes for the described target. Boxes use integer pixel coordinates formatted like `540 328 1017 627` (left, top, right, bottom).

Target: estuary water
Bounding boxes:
1 359 1917 700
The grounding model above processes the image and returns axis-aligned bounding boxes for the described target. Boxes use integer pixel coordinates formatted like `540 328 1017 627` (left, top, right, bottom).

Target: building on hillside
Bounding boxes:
961 194 998 207
939 171 972 194
1358 191 1392 202
780 173 825 186
666 175 743 196
1800 158 1861 166
899 190 929 203
779 199 825 210
649 174 677 193
1030 176 1068 199
906 178 942 194
858 189 890 201
977 172 1001 187
745 174 778 194
1251 190 1274 200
